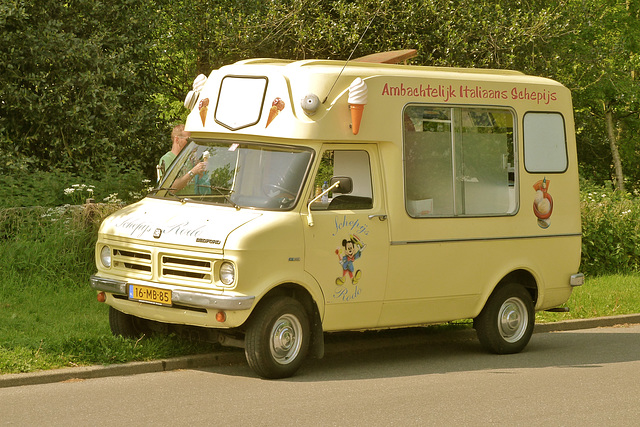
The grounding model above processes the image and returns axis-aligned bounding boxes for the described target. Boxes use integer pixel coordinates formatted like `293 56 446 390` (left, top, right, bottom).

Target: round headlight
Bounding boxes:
100 246 112 268
219 262 235 286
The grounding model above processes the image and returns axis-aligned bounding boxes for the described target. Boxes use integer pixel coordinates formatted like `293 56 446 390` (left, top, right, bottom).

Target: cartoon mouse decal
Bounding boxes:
335 234 366 285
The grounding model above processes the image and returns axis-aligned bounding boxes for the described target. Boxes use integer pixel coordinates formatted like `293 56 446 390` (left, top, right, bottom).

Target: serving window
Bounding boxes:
403 105 517 217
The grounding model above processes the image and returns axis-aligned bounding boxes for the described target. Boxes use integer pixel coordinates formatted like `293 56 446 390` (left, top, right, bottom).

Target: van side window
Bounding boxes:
523 112 568 173
311 150 373 210
403 106 516 217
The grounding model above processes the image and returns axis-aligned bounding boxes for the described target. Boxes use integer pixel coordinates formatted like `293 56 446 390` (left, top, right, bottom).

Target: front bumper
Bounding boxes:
90 275 255 311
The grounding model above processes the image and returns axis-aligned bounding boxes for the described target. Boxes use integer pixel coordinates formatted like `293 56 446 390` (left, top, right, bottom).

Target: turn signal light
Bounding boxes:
97 292 106 303
216 311 226 323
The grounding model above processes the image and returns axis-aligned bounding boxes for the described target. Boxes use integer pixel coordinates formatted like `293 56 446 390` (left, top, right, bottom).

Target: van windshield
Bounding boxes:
157 140 313 210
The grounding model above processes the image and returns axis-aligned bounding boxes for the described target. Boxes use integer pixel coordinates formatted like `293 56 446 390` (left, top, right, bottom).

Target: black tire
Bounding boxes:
108 306 147 338
245 297 310 379
474 283 535 354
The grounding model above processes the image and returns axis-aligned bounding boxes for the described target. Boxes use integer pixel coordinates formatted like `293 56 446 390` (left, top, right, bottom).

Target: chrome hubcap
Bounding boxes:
270 314 302 365
498 297 528 343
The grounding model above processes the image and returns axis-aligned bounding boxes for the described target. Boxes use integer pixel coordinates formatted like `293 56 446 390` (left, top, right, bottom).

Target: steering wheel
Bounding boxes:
263 184 296 198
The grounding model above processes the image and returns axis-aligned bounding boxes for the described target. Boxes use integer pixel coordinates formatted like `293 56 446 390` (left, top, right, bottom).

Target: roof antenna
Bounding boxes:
322 6 381 104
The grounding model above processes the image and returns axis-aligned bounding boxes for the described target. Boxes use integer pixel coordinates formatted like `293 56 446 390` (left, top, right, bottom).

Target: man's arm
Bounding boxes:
171 161 207 191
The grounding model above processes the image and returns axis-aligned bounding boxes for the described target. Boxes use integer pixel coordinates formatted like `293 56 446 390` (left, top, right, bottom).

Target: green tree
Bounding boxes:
151 0 268 120
6 0 633 196
553 0 640 192
0 0 167 177
252 0 567 71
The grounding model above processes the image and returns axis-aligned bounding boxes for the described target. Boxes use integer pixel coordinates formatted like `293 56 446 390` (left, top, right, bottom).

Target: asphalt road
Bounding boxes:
1 321 639 426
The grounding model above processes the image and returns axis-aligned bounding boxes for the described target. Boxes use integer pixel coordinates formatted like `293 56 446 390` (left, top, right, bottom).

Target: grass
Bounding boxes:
0 275 213 374
1 205 639 375
0 205 212 375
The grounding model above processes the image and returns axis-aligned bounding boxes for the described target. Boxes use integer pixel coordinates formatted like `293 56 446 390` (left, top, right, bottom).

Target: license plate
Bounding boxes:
129 284 172 306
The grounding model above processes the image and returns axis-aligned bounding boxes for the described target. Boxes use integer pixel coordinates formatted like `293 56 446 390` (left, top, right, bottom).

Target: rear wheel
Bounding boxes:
474 283 535 354
108 306 148 338
245 297 310 379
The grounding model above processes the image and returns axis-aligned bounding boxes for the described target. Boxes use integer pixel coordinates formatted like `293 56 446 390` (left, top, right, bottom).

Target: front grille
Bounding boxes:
160 255 213 282
106 244 217 285
113 248 152 273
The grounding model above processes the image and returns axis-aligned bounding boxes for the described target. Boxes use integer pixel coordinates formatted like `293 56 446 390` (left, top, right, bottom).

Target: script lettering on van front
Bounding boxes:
117 216 205 239
381 82 558 105
119 217 153 238
165 221 206 237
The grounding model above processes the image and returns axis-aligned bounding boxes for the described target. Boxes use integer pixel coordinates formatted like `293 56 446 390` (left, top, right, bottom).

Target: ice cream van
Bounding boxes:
90 50 584 378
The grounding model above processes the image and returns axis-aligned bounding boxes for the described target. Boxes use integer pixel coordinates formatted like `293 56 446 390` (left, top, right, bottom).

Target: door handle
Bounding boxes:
368 214 387 221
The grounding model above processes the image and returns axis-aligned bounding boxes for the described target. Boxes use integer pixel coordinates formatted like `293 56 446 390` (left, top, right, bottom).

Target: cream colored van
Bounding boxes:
91 51 583 378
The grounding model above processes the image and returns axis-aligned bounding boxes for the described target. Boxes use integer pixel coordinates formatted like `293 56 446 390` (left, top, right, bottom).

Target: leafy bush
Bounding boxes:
0 157 152 208
580 181 640 276
0 0 169 177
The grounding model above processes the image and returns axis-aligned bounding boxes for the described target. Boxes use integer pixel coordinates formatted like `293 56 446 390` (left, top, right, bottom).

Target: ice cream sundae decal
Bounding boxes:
266 97 285 127
533 178 553 228
199 97 210 126
348 78 368 135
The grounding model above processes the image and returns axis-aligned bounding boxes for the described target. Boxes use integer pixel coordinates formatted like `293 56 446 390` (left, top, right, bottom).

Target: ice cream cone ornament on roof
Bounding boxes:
348 78 368 135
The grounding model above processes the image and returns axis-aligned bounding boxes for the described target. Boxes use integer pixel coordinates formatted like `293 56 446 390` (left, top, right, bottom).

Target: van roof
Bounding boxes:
186 56 567 141
224 57 527 78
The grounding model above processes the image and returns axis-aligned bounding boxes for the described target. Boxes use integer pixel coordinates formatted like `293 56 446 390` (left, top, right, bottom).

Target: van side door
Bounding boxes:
303 144 390 331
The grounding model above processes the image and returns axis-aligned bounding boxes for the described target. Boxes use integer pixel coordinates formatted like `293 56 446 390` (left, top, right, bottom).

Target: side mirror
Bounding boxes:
330 176 353 194
307 180 341 227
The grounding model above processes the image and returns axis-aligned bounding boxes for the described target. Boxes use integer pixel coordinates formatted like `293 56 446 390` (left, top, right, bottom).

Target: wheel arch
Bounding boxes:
475 268 539 318
496 269 538 305
249 282 325 359
256 283 316 314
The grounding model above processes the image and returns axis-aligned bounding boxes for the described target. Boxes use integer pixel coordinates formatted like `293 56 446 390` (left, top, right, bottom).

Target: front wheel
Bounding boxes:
108 306 148 338
245 297 310 379
474 283 535 354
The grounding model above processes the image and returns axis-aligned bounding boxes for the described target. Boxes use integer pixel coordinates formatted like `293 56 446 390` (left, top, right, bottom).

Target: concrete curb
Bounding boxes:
0 351 246 389
533 313 640 333
2 313 640 389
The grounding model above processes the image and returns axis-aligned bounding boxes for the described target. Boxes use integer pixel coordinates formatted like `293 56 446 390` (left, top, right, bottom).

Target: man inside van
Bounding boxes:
157 124 191 182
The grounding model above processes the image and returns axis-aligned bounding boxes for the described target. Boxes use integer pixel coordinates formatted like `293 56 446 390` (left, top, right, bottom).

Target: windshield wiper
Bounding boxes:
148 187 184 202
208 186 239 209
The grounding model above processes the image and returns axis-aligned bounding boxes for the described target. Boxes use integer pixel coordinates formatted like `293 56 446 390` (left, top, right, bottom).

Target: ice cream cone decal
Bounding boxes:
266 97 285 127
348 77 368 135
199 98 210 126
